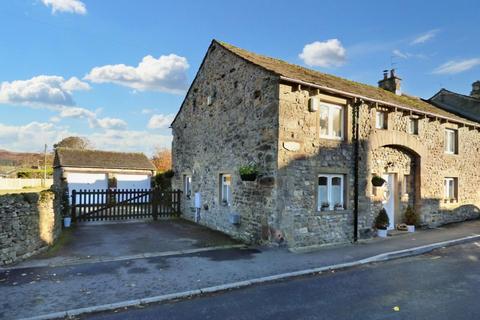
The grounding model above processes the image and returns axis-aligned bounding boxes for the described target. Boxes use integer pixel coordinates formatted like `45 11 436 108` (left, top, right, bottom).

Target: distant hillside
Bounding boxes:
0 149 52 167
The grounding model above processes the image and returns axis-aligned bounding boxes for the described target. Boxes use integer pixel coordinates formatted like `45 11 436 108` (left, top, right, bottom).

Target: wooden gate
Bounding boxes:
70 188 182 222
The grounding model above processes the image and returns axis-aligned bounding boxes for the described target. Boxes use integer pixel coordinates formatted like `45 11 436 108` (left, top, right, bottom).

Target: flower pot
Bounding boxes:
63 217 72 228
407 225 415 233
240 173 257 181
377 229 388 238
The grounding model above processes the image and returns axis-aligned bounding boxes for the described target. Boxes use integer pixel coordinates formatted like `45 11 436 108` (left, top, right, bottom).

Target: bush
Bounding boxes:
404 205 417 226
152 170 174 190
375 208 390 230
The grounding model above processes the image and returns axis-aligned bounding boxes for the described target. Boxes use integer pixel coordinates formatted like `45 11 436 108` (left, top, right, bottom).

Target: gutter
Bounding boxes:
279 76 480 128
352 99 362 242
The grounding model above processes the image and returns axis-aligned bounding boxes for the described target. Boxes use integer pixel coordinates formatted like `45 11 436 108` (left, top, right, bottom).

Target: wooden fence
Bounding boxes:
70 188 182 222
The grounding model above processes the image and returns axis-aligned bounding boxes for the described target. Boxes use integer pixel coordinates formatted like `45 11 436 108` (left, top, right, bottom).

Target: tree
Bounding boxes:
54 136 92 149
151 148 172 173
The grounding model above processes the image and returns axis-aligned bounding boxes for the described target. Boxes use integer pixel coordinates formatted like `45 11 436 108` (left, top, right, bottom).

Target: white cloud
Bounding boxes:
411 29 439 45
0 121 170 154
433 58 480 74
393 49 409 59
0 121 67 152
85 54 190 93
94 117 128 130
299 39 346 68
147 114 175 129
41 0 87 15
0 75 90 107
392 49 428 60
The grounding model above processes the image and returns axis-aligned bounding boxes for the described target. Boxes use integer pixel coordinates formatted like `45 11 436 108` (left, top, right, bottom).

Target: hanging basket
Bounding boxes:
371 175 386 187
240 173 257 181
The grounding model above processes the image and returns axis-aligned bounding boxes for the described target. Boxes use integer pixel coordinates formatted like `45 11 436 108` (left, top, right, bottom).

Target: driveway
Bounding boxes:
11 219 240 268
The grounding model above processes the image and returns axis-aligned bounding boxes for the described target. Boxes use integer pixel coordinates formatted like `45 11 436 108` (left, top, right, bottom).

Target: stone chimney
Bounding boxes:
378 69 402 95
471 81 480 99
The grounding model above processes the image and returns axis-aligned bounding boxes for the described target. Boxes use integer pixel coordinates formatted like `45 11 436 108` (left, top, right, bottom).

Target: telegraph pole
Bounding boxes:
43 144 47 187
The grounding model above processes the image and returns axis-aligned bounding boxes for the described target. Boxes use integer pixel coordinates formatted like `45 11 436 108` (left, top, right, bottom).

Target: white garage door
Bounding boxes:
67 172 108 204
116 174 151 190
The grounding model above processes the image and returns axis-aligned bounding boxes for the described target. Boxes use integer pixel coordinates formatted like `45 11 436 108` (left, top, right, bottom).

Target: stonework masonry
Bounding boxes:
172 41 480 248
172 42 279 244
0 191 62 265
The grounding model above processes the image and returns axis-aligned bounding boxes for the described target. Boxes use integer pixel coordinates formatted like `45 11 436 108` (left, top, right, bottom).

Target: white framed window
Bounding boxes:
444 177 458 201
220 174 232 206
375 111 388 129
183 175 192 199
319 102 344 140
318 174 344 211
444 129 458 154
409 118 419 135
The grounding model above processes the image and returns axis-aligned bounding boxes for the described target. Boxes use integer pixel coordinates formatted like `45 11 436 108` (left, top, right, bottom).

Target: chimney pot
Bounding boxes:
471 81 480 99
378 69 402 95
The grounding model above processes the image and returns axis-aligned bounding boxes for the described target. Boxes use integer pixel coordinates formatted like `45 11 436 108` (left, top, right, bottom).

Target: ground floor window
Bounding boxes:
318 174 344 211
444 177 458 201
220 174 232 206
183 175 192 199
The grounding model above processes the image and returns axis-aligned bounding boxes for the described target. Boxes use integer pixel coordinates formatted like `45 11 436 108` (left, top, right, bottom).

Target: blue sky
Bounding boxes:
0 0 479 154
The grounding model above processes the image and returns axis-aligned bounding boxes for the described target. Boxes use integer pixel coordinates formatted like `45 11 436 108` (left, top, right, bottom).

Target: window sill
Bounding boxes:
317 209 352 215
319 136 344 141
444 152 458 156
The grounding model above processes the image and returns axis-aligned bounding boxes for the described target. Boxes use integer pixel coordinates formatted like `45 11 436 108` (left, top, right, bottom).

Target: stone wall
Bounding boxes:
172 42 279 243
277 82 480 247
0 191 62 265
173 45 480 248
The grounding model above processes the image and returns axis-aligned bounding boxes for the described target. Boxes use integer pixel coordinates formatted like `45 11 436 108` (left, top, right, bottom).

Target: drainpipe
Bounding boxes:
353 98 363 243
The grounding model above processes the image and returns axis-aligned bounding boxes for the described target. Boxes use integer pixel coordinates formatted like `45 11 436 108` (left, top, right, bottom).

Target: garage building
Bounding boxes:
53 148 156 203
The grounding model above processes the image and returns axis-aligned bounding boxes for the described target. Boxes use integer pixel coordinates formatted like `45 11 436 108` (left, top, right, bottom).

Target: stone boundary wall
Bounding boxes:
0 191 62 265
0 178 53 190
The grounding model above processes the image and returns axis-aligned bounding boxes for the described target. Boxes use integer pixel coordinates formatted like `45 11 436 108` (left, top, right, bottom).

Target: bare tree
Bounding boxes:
54 136 92 149
151 148 172 173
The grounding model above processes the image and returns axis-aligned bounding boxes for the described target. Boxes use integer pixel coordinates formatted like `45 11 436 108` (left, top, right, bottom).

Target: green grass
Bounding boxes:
41 227 74 257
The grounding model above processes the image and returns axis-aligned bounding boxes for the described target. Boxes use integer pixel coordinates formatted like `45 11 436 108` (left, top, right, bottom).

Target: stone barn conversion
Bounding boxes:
53 148 156 200
171 39 480 248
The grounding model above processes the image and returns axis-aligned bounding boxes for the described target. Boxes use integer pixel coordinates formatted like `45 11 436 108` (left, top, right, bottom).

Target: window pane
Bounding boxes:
318 176 328 207
331 177 342 207
376 112 383 129
320 105 329 136
331 107 342 138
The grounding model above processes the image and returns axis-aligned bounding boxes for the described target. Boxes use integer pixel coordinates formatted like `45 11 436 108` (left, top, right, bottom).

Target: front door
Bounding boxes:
382 174 395 230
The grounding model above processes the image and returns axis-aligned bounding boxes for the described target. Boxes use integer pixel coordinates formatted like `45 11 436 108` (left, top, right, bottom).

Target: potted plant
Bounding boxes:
334 203 344 211
375 208 390 238
404 205 417 232
239 164 259 181
372 175 386 187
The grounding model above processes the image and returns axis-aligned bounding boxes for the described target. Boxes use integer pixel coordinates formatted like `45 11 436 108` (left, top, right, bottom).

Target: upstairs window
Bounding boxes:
444 129 458 154
409 118 419 135
220 174 232 206
375 111 388 129
183 175 192 199
444 177 458 201
318 174 344 211
319 102 344 140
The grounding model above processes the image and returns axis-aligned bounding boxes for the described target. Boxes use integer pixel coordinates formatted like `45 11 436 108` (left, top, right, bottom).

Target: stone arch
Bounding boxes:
368 131 424 225
368 130 427 160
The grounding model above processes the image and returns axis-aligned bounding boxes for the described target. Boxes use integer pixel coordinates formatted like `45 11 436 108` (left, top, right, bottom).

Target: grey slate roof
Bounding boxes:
428 89 480 122
215 40 479 125
54 148 155 171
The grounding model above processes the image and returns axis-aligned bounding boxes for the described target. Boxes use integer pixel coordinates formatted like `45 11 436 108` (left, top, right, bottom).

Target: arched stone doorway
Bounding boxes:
371 145 421 229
